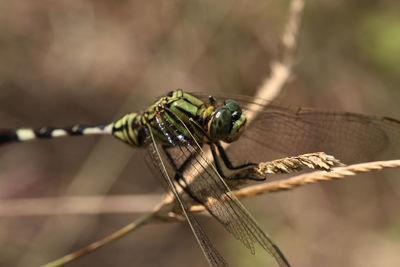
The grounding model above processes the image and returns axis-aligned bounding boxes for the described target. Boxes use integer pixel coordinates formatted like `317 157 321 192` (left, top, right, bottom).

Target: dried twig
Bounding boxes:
245 0 304 126
0 194 163 217
42 158 400 266
0 153 340 217
192 159 400 212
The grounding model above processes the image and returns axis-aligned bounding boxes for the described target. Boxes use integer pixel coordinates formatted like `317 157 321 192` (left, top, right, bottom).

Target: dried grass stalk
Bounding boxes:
234 159 400 198
256 152 344 175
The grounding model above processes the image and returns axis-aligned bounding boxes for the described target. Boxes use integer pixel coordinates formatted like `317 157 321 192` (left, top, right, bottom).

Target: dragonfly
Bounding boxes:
1 89 400 266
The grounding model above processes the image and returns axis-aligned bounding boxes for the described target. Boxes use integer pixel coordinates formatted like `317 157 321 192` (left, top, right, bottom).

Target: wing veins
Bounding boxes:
162 108 290 267
147 122 227 267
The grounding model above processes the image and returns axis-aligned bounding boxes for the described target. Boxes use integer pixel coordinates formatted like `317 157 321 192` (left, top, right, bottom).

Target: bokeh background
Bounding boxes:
0 0 400 266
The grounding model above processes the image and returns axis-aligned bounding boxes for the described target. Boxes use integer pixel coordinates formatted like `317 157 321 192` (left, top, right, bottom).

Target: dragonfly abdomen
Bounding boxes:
0 125 112 146
112 113 147 147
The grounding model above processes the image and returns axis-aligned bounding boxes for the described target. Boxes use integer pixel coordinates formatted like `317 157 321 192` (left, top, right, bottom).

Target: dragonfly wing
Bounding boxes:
146 124 228 267
154 109 290 267
233 96 400 164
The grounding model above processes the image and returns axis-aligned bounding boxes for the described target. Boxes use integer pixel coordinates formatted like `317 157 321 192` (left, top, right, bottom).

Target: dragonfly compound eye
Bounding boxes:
220 99 246 143
209 100 246 143
210 108 232 140
224 99 241 114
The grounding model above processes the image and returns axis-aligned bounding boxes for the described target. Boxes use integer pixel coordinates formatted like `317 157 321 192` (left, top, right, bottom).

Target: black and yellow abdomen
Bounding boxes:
112 113 146 147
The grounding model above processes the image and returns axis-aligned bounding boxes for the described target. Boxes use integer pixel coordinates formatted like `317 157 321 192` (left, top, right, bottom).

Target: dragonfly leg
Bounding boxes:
215 142 257 170
211 143 265 181
161 145 204 204
185 118 263 181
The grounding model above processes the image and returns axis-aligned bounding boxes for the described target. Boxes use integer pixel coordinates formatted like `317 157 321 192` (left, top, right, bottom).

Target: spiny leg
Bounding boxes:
158 111 290 267
186 117 260 180
211 142 265 181
162 145 203 203
215 142 256 170
149 131 228 267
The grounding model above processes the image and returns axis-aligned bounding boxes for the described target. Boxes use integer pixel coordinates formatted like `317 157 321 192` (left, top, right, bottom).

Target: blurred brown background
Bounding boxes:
0 1 400 266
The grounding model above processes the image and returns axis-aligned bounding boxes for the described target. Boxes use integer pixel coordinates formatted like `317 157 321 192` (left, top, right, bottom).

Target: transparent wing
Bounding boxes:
153 109 290 267
199 93 400 165
146 123 228 267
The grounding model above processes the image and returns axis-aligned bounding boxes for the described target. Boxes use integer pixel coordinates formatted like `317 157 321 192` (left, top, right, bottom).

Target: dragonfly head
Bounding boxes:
208 99 246 143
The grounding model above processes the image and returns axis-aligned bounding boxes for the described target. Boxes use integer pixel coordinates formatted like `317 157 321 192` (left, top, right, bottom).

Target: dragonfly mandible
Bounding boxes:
1 89 400 266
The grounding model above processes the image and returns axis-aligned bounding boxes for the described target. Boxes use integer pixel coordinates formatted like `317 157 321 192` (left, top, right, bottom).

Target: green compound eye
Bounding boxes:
210 108 232 140
209 99 246 143
224 99 241 113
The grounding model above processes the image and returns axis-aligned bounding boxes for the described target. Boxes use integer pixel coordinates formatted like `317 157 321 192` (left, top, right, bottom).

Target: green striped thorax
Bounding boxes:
111 89 246 147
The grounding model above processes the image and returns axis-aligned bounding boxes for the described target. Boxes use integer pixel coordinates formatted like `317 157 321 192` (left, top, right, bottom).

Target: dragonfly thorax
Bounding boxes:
111 89 247 147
